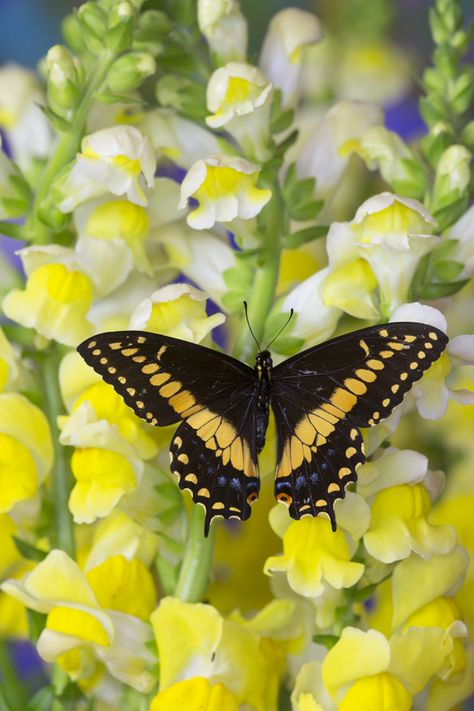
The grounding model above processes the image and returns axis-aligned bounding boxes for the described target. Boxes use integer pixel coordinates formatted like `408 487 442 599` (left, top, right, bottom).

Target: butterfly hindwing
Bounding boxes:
170 420 260 535
271 322 448 524
78 331 261 528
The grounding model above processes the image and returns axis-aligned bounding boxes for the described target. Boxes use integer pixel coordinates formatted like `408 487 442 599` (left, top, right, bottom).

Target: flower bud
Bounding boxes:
107 52 156 92
77 2 107 54
106 1 136 54
198 0 247 63
46 45 81 119
432 144 472 207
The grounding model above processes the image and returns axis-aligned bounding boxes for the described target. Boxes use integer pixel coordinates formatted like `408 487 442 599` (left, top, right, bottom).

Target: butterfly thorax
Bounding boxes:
254 350 272 452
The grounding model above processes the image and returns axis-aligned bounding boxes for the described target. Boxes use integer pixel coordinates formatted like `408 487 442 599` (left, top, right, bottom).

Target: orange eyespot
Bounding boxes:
247 492 258 504
277 493 292 505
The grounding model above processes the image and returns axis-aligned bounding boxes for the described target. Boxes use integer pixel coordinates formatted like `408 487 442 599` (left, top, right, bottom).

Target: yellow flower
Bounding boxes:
151 597 287 711
364 484 456 564
0 327 20 392
179 155 271 230
2 262 93 347
322 258 379 320
264 516 364 598
130 283 225 344
1 550 156 691
0 393 53 513
150 678 239 711
59 402 145 523
86 555 156 621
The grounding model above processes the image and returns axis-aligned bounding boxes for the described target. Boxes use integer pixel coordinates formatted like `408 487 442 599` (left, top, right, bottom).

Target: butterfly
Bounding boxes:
77 322 447 535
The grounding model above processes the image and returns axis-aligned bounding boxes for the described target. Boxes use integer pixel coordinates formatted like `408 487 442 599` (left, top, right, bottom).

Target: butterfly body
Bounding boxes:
78 322 448 535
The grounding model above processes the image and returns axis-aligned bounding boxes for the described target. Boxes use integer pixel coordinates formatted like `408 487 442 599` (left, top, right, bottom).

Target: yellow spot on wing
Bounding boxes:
159 381 181 397
344 378 367 395
150 372 170 387
356 368 377 383
198 488 210 498
178 453 189 464
367 359 384 370
122 348 138 356
359 339 370 356
169 390 196 414
295 417 316 445
331 387 357 412
142 363 160 374
308 413 335 437
338 467 351 479
185 473 198 484
328 483 340 493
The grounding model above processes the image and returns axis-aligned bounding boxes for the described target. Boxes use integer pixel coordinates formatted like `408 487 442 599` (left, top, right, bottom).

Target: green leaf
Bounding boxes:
27 609 47 645
26 687 55 711
432 195 468 230
432 259 464 281
13 537 48 562
270 89 294 134
156 504 182 527
313 634 340 649
0 221 25 240
154 482 182 504
288 200 323 221
420 278 469 299
284 225 328 248
95 92 147 105
271 336 305 356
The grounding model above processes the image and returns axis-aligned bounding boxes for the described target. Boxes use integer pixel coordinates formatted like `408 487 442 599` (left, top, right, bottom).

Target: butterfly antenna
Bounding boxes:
265 309 294 350
243 301 262 351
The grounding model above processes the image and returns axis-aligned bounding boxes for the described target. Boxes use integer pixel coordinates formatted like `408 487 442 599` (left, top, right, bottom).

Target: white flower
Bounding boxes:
129 283 225 344
432 145 472 206
179 155 271 230
326 193 439 315
197 0 247 63
206 62 272 161
58 125 156 212
139 108 228 169
391 302 474 418
259 8 323 107
296 101 383 204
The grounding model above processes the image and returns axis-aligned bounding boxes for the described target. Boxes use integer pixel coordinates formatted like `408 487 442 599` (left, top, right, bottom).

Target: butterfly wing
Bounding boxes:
78 331 260 532
271 322 448 527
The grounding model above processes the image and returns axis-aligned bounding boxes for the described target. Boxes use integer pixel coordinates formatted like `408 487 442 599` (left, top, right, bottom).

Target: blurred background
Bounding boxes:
0 0 473 708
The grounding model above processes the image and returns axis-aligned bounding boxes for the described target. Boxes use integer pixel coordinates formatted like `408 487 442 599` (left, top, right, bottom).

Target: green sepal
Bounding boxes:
419 95 445 128
284 225 327 248
13 537 48 562
154 481 182 504
1 197 29 218
451 71 474 114
420 278 469 299
313 634 340 649
432 259 464 281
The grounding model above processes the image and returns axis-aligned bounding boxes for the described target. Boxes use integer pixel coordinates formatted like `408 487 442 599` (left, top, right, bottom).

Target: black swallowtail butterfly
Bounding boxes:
78 322 447 535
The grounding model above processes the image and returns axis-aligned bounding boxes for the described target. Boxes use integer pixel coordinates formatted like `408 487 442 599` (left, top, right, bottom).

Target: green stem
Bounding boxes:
174 506 216 602
29 50 116 244
234 186 283 363
41 345 75 557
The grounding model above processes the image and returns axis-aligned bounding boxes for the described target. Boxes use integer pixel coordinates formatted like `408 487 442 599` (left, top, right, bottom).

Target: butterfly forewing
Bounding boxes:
78 331 260 530
271 322 448 525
